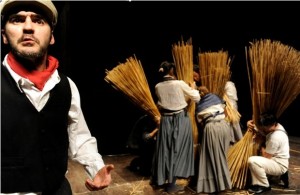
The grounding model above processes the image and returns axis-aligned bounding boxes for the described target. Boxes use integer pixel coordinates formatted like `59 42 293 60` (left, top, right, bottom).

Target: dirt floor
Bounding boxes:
66 136 300 195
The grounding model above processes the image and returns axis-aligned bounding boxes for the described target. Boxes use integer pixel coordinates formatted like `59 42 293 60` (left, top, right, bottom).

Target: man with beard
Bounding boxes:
1 0 114 194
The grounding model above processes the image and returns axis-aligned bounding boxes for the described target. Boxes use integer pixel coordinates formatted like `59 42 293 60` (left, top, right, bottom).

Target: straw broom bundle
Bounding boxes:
171 38 199 145
172 38 194 82
228 39 300 189
248 39 300 122
104 55 161 123
227 131 260 188
198 50 241 123
198 50 231 95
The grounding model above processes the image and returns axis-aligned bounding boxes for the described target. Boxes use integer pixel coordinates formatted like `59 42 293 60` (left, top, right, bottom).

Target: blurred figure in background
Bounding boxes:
224 81 243 144
127 114 158 176
193 64 201 87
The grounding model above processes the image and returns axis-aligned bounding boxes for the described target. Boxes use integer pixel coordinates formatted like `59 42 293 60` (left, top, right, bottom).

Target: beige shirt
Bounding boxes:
155 79 200 111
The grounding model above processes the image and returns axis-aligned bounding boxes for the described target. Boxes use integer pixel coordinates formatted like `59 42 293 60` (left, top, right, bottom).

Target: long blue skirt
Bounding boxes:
151 111 194 186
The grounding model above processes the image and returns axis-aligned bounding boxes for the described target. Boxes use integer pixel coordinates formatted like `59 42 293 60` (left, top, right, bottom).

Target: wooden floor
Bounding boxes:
66 136 300 195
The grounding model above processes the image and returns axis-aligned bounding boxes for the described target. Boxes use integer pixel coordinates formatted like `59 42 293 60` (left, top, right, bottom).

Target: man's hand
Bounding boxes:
85 164 114 191
247 119 256 132
261 147 272 159
247 119 266 144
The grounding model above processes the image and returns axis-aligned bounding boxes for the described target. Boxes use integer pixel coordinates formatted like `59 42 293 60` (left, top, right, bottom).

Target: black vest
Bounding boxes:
1 66 71 194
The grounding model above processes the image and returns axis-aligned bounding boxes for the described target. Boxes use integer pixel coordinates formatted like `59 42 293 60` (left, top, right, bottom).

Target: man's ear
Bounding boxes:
50 32 55 45
2 29 9 44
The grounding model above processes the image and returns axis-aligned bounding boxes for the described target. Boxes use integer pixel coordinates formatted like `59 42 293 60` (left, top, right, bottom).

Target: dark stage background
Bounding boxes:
2 1 299 155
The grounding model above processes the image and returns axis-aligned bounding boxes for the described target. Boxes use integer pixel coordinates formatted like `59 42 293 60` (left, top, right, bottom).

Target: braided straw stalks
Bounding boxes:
228 39 300 189
171 38 199 146
104 55 161 123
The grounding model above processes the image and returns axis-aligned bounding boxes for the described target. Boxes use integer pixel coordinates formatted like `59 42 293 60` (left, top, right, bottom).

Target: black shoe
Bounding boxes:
248 185 271 194
280 171 289 188
166 184 184 193
149 178 156 186
248 185 260 193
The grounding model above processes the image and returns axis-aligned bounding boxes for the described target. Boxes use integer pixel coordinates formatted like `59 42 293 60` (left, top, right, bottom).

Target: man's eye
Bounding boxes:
33 18 45 24
31 16 46 24
9 17 24 23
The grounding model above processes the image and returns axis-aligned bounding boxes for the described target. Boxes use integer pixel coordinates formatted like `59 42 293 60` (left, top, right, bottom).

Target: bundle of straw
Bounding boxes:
104 55 161 123
228 39 300 189
171 38 199 145
172 38 194 82
198 50 241 123
198 50 231 96
227 130 261 188
248 39 300 122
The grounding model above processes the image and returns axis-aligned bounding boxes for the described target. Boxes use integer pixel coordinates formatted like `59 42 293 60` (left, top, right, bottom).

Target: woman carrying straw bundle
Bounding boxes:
150 61 200 193
195 86 232 194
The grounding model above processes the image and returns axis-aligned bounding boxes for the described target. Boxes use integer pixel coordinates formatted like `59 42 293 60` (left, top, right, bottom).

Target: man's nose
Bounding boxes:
23 16 34 30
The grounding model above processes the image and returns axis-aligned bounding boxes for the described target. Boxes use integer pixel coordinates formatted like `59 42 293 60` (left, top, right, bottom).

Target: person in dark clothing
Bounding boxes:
1 0 113 194
127 114 158 176
193 64 201 87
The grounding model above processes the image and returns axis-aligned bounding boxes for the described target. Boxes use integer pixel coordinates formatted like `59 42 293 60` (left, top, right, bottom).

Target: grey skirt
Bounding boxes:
152 111 195 185
197 118 232 193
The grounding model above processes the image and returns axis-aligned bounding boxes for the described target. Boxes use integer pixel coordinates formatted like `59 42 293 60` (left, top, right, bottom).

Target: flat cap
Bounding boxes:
0 0 58 27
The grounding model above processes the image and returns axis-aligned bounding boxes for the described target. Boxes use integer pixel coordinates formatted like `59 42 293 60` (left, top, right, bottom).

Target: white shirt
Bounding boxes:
224 81 238 109
2 55 105 194
265 123 290 159
155 79 200 111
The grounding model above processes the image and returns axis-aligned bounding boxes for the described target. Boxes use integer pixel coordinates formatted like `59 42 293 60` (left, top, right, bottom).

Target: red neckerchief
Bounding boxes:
7 52 59 91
